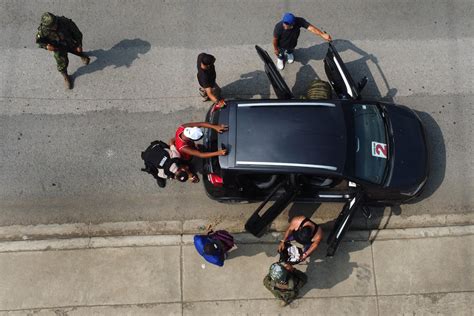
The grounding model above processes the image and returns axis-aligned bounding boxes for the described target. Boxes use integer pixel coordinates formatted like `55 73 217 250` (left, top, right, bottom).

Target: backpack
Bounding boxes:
141 140 180 179
208 230 235 253
303 79 332 100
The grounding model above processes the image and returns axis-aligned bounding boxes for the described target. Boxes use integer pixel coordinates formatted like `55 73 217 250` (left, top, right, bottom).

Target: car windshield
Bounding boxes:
350 104 388 184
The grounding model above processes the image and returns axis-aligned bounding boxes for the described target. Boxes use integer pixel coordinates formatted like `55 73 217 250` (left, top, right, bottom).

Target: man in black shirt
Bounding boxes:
197 53 222 103
273 12 332 70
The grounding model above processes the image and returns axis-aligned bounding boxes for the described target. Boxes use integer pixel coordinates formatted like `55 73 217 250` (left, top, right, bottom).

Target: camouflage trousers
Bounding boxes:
263 270 308 304
53 50 69 73
53 49 87 73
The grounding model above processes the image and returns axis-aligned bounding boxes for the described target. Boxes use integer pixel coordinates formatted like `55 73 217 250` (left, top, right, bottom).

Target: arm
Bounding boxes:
180 146 227 159
272 37 279 56
182 122 228 133
307 24 332 41
300 226 323 260
277 220 298 252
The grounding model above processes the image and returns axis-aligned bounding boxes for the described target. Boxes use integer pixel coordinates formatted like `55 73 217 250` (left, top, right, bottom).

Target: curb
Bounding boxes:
0 212 473 242
0 225 472 253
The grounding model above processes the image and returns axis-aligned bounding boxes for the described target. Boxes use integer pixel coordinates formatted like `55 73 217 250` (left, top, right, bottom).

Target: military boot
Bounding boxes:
61 71 72 89
81 55 90 65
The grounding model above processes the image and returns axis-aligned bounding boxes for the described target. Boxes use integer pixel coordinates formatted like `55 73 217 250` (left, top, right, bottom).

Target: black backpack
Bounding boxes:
141 140 180 180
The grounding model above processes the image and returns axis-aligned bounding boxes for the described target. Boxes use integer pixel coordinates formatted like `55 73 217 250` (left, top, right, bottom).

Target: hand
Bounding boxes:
211 99 226 113
274 48 279 56
300 252 308 262
322 32 332 42
218 149 228 156
76 46 83 53
277 240 285 252
46 44 56 51
215 124 228 133
191 175 200 183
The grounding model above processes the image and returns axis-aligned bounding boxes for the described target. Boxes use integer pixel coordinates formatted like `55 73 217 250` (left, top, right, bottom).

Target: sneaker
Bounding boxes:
286 53 294 64
277 58 284 70
156 178 166 188
81 56 90 65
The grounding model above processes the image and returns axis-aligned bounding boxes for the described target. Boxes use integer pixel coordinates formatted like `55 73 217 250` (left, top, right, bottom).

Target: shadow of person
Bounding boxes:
299 238 371 296
295 39 398 103
72 38 151 79
221 70 272 99
292 64 320 97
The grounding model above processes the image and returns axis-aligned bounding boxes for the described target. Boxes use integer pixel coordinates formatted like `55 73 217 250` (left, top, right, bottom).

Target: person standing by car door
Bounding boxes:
273 12 332 70
277 216 323 262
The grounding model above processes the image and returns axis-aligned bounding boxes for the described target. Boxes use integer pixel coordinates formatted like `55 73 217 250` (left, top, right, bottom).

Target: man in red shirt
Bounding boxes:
174 122 228 161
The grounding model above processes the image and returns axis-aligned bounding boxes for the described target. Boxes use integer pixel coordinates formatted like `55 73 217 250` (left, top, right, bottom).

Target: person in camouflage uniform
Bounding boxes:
263 262 308 306
35 12 90 89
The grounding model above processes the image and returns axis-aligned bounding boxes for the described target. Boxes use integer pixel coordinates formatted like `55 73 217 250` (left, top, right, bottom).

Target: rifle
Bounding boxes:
37 38 85 58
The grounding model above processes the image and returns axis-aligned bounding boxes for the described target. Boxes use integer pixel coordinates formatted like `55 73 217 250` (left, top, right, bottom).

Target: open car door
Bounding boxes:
324 42 366 100
255 45 294 100
245 179 299 237
326 190 364 256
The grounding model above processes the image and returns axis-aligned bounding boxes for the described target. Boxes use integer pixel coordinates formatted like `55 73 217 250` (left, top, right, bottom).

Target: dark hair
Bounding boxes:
296 226 314 244
201 54 215 66
204 242 219 255
175 169 189 182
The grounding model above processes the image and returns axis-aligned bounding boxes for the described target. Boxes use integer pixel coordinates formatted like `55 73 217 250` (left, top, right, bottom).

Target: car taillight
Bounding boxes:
207 173 223 187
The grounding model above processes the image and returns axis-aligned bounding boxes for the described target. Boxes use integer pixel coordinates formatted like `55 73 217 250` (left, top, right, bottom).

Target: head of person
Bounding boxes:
295 225 314 244
200 53 216 70
183 127 203 141
269 262 289 284
203 241 220 256
174 168 189 182
41 12 57 30
282 12 295 30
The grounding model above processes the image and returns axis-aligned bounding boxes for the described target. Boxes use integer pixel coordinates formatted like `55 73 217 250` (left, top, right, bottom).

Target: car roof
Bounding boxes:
217 100 348 175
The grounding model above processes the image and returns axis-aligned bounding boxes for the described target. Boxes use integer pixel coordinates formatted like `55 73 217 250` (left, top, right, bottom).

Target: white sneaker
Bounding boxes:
277 58 284 70
286 53 294 64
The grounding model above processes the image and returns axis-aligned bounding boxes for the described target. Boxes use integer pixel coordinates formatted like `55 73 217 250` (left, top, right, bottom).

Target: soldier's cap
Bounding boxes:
41 12 56 28
269 262 288 283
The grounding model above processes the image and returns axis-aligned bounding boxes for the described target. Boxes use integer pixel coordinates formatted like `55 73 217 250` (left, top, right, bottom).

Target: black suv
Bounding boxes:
202 44 429 256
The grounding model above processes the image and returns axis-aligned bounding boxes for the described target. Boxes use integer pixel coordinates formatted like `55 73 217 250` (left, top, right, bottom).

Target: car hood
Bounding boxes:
384 104 428 190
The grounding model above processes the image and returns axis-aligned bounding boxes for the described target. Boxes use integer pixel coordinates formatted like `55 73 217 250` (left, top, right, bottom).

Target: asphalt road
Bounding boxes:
0 0 473 226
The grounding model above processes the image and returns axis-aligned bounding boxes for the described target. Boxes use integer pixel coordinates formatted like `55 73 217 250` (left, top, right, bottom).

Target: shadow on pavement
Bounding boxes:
293 39 398 102
221 70 271 99
72 38 151 79
409 111 446 201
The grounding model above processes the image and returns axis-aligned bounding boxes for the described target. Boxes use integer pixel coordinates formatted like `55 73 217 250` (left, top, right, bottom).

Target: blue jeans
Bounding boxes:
277 48 294 61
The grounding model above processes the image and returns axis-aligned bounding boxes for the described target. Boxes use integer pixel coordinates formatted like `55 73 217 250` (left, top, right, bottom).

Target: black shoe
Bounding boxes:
156 178 166 188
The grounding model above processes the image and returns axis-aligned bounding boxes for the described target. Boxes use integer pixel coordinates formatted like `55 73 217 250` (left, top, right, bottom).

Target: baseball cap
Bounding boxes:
282 12 296 25
183 127 203 141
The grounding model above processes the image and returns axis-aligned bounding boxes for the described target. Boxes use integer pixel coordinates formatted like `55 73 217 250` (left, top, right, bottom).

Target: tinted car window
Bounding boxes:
351 104 388 184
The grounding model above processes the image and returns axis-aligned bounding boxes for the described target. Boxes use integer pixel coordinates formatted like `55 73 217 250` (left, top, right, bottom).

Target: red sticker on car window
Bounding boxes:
372 142 387 159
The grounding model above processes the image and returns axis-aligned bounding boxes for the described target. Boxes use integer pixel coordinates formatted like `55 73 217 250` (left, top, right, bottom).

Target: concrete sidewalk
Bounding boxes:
0 227 472 315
